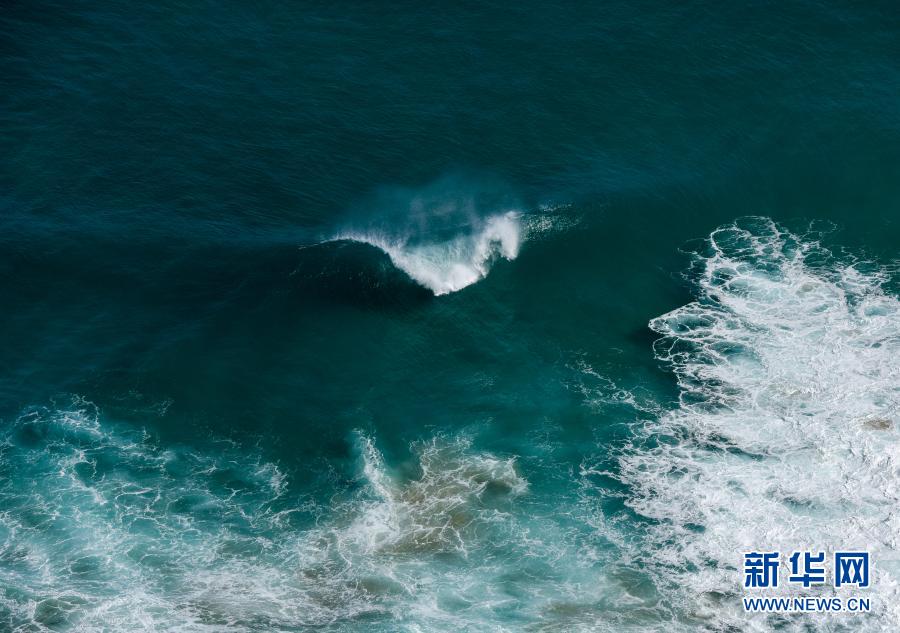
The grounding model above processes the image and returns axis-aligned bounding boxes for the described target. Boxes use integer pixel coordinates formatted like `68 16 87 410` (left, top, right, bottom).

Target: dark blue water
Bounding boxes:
2 2 899 631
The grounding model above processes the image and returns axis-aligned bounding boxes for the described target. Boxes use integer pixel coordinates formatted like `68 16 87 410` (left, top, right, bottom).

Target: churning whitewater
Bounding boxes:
608 218 900 631
0 402 549 632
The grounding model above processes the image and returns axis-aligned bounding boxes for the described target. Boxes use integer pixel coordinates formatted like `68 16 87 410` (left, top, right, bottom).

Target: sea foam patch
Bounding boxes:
609 218 900 630
0 401 579 632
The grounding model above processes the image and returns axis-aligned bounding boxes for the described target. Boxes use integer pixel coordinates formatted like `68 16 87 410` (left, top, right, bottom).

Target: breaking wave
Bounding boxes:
604 217 900 631
336 211 522 296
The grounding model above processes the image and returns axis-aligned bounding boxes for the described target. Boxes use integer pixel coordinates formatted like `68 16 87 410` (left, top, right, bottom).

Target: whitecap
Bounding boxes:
337 210 522 295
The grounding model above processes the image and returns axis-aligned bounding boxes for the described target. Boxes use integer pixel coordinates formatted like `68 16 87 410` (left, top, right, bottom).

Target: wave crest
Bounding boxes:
337 211 521 295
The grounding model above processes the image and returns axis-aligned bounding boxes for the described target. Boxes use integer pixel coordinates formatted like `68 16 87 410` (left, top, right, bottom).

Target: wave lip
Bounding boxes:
335 211 522 296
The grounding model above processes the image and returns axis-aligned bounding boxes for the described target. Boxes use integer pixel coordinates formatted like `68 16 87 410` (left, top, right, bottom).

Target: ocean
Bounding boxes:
1 1 899 631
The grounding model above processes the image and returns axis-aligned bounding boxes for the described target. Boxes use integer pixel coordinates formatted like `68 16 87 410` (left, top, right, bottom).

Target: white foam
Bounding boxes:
0 404 552 631
610 218 900 630
294 433 539 630
339 433 528 557
337 211 522 295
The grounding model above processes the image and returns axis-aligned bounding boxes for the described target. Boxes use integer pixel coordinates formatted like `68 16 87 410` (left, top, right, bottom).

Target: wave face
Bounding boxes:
608 218 900 630
337 211 521 296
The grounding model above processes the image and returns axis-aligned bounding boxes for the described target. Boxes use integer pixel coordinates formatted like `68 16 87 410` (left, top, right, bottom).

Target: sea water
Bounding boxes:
2 2 899 631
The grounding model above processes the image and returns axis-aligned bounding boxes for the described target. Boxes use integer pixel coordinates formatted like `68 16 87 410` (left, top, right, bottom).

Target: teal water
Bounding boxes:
2 2 899 631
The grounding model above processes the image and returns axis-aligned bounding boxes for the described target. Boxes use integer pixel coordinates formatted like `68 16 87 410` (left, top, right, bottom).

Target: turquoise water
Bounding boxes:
2 2 899 631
